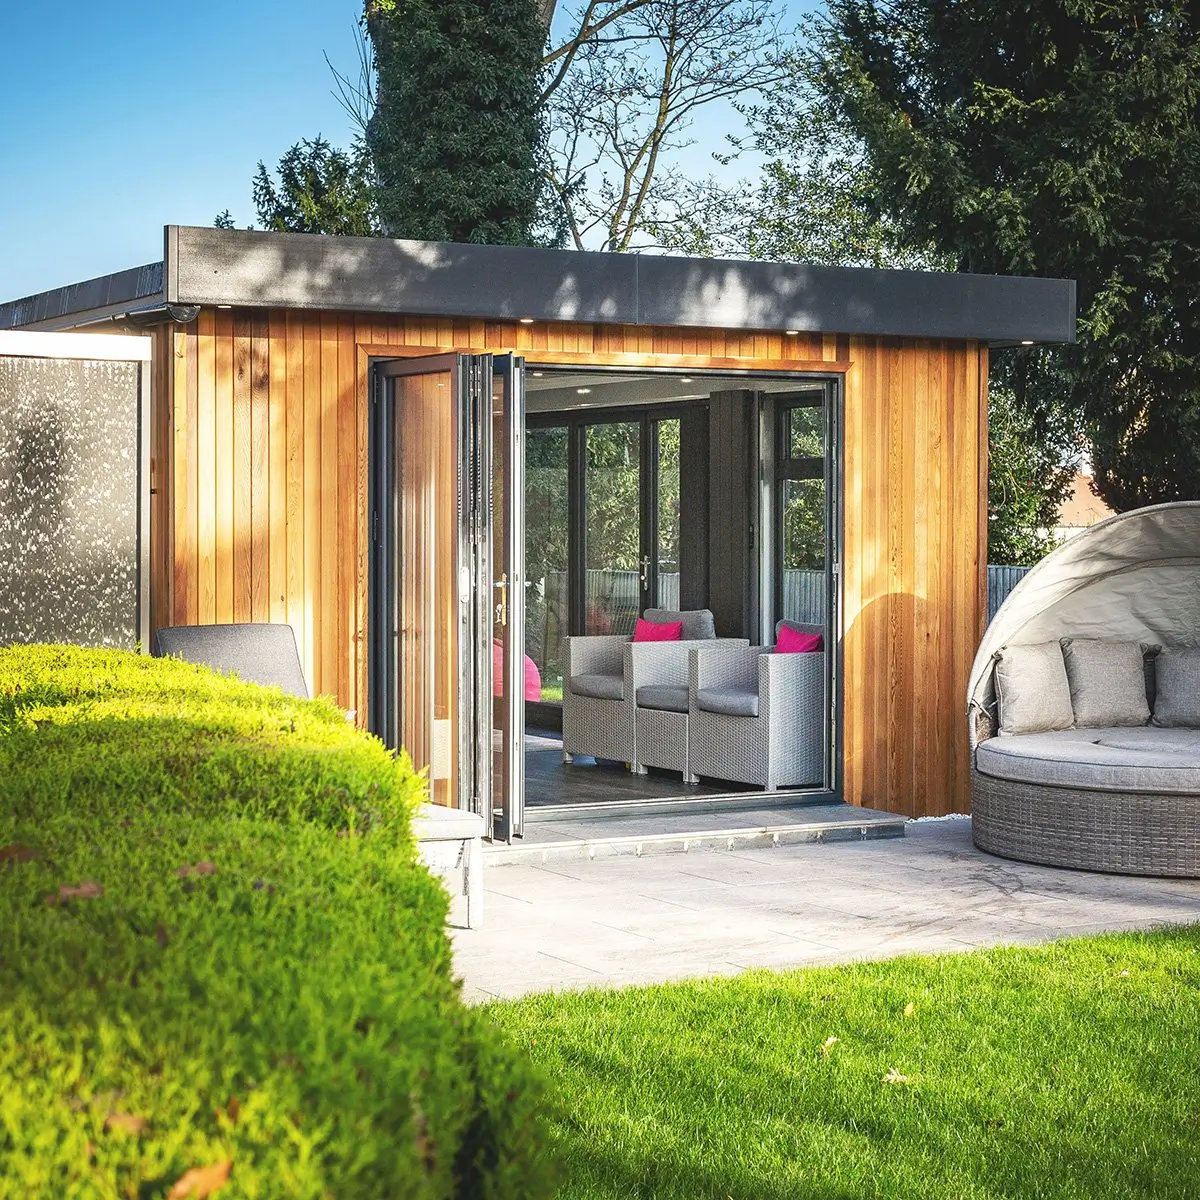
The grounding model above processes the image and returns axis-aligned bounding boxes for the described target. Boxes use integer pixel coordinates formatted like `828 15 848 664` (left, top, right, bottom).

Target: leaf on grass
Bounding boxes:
1118 969 1130 978
167 1160 232 1198
903 1002 916 1017
819 1036 839 1057
104 1112 147 1135
176 861 217 879
883 1067 912 1085
0 843 40 865
45 881 104 905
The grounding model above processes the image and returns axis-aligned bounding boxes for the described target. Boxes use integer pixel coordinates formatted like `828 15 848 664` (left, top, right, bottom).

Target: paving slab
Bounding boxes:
447 816 1200 999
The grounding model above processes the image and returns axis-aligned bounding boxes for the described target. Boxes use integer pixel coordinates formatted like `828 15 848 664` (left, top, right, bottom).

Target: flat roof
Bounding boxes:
0 225 1077 345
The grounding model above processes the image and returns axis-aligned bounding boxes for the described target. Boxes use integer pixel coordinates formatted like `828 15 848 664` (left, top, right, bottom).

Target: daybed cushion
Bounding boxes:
636 684 689 712
1152 647 1200 728
644 607 716 641
1060 638 1150 727
570 672 624 701
976 726 1200 794
994 642 1074 735
696 687 760 718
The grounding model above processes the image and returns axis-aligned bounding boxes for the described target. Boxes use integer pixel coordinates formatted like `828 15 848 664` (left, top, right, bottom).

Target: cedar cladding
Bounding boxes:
152 311 986 818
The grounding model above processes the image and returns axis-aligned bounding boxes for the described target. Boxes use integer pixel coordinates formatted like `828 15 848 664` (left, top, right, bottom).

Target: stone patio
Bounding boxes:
449 816 1200 1001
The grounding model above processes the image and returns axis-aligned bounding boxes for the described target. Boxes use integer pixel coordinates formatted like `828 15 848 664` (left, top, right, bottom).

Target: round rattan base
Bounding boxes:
971 768 1200 877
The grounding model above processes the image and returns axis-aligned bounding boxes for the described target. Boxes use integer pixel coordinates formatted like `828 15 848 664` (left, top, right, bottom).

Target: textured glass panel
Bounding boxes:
0 357 139 647
584 421 641 635
656 417 680 609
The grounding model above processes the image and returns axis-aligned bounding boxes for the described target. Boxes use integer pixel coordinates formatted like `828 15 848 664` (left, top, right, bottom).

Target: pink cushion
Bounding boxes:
634 617 683 642
776 625 823 654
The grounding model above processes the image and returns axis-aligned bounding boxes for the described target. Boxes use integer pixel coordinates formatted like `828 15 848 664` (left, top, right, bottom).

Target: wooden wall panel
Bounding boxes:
151 311 984 816
840 337 988 818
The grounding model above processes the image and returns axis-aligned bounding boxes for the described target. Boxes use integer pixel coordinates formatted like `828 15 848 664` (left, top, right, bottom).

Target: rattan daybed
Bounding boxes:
967 502 1200 877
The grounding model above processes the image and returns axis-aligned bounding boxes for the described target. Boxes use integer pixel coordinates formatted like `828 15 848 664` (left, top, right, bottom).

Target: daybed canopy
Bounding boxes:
968 501 1200 716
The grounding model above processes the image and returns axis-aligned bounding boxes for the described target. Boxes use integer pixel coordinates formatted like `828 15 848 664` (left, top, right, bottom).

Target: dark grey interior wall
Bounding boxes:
678 408 709 612
706 391 760 642
0 357 141 647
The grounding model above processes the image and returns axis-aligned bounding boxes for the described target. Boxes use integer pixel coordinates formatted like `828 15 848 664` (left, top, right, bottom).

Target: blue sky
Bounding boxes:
0 2 807 301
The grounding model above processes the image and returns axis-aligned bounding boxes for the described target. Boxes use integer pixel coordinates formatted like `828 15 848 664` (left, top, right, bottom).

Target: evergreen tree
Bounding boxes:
365 0 549 244
815 0 1200 510
252 137 379 237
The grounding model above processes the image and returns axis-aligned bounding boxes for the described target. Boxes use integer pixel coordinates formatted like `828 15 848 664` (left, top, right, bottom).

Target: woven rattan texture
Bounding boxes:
971 768 1200 877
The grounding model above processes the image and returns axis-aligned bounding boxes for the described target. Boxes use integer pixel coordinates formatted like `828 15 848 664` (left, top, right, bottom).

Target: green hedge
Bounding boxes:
0 645 550 1198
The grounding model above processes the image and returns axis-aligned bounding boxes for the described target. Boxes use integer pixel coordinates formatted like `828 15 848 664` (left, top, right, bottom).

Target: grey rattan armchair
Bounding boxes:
628 636 749 782
562 633 635 765
562 608 725 771
688 627 825 789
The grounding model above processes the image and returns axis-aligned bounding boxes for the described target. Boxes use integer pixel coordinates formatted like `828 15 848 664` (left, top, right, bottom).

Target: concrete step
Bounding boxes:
484 802 906 866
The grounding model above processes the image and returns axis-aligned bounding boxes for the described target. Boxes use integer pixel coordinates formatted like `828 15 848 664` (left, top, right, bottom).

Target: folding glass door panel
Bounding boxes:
371 354 525 841
654 417 681 610
524 427 569 705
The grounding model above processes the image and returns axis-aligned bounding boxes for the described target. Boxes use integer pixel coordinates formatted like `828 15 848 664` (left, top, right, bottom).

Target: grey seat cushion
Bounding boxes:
696 687 760 718
154 623 309 698
570 672 624 701
636 684 689 713
643 607 716 640
975 726 1200 794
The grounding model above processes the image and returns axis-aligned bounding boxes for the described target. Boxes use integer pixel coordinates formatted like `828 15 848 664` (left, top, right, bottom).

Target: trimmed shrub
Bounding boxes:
0 645 550 1198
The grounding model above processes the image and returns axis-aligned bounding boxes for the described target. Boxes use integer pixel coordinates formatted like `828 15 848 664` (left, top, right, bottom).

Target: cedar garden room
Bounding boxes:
0 225 1075 842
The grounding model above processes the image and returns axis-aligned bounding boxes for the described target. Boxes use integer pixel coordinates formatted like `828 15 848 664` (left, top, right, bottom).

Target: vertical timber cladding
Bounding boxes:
841 336 989 818
154 312 986 817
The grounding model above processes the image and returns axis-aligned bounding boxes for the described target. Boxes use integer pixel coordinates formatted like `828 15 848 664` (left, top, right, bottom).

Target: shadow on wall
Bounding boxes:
844 590 972 820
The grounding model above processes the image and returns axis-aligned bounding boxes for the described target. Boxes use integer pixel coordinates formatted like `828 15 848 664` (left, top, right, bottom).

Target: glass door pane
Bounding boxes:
489 354 524 841
387 362 462 807
781 477 828 624
524 426 569 704
655 417 681 610
584 420 641 635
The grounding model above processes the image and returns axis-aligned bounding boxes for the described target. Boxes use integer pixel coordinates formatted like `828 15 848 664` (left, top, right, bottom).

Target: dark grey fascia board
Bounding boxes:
166 226 1076 345
0 262 164 331
166 225 639 326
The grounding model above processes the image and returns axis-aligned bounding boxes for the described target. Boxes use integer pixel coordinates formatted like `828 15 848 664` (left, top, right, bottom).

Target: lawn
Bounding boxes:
491 927 1200 1199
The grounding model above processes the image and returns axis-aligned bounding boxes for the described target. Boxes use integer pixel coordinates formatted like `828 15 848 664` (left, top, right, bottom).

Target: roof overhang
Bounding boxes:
3 225 1077 346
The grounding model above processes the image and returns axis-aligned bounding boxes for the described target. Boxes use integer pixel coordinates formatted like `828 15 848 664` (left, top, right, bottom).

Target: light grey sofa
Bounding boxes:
687 621 825 790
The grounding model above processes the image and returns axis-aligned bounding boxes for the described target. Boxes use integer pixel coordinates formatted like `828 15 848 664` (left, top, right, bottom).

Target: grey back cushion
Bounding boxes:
643 608 716 640
1060 638 1151 728
1152 647 1200 727
994 642 1074 735
154 623 309 699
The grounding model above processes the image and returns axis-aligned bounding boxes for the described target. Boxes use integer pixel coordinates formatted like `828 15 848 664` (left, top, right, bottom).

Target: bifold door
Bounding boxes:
370 353 525 841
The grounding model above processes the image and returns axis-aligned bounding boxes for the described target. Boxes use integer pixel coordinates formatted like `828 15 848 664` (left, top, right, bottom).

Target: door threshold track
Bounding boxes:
486 801 905 865
524 788 839 823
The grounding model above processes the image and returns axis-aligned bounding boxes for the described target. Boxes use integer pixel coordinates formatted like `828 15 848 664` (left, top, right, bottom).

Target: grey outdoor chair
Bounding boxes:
687 621 825 789
562 608 723 771
153 622 309 698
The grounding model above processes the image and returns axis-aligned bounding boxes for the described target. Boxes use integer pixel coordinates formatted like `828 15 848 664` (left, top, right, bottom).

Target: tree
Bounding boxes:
812 0 1200 511
543 0 789 251
250 137 379 237
365 0 549 243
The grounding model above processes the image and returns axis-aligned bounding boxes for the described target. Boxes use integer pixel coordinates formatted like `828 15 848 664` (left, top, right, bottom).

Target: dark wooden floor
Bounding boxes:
525 729 757 807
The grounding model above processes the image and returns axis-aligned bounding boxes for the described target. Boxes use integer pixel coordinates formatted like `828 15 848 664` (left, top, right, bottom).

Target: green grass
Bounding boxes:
491 928 1200 1199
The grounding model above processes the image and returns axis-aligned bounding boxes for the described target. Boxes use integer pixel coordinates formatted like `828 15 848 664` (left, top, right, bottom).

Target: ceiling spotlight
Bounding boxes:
532 370 545 377
576 387 592 395
217 304 233 309
519 317 535 325
1020 339 1035 345
679 377 692 383
785 329 800 336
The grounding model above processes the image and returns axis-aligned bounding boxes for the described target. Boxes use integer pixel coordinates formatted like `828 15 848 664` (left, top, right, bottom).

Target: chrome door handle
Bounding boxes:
494 573 508 626
639 555 651 589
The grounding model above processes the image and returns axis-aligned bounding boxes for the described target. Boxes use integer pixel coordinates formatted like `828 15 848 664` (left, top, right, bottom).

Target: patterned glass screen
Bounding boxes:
0 356 140 648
